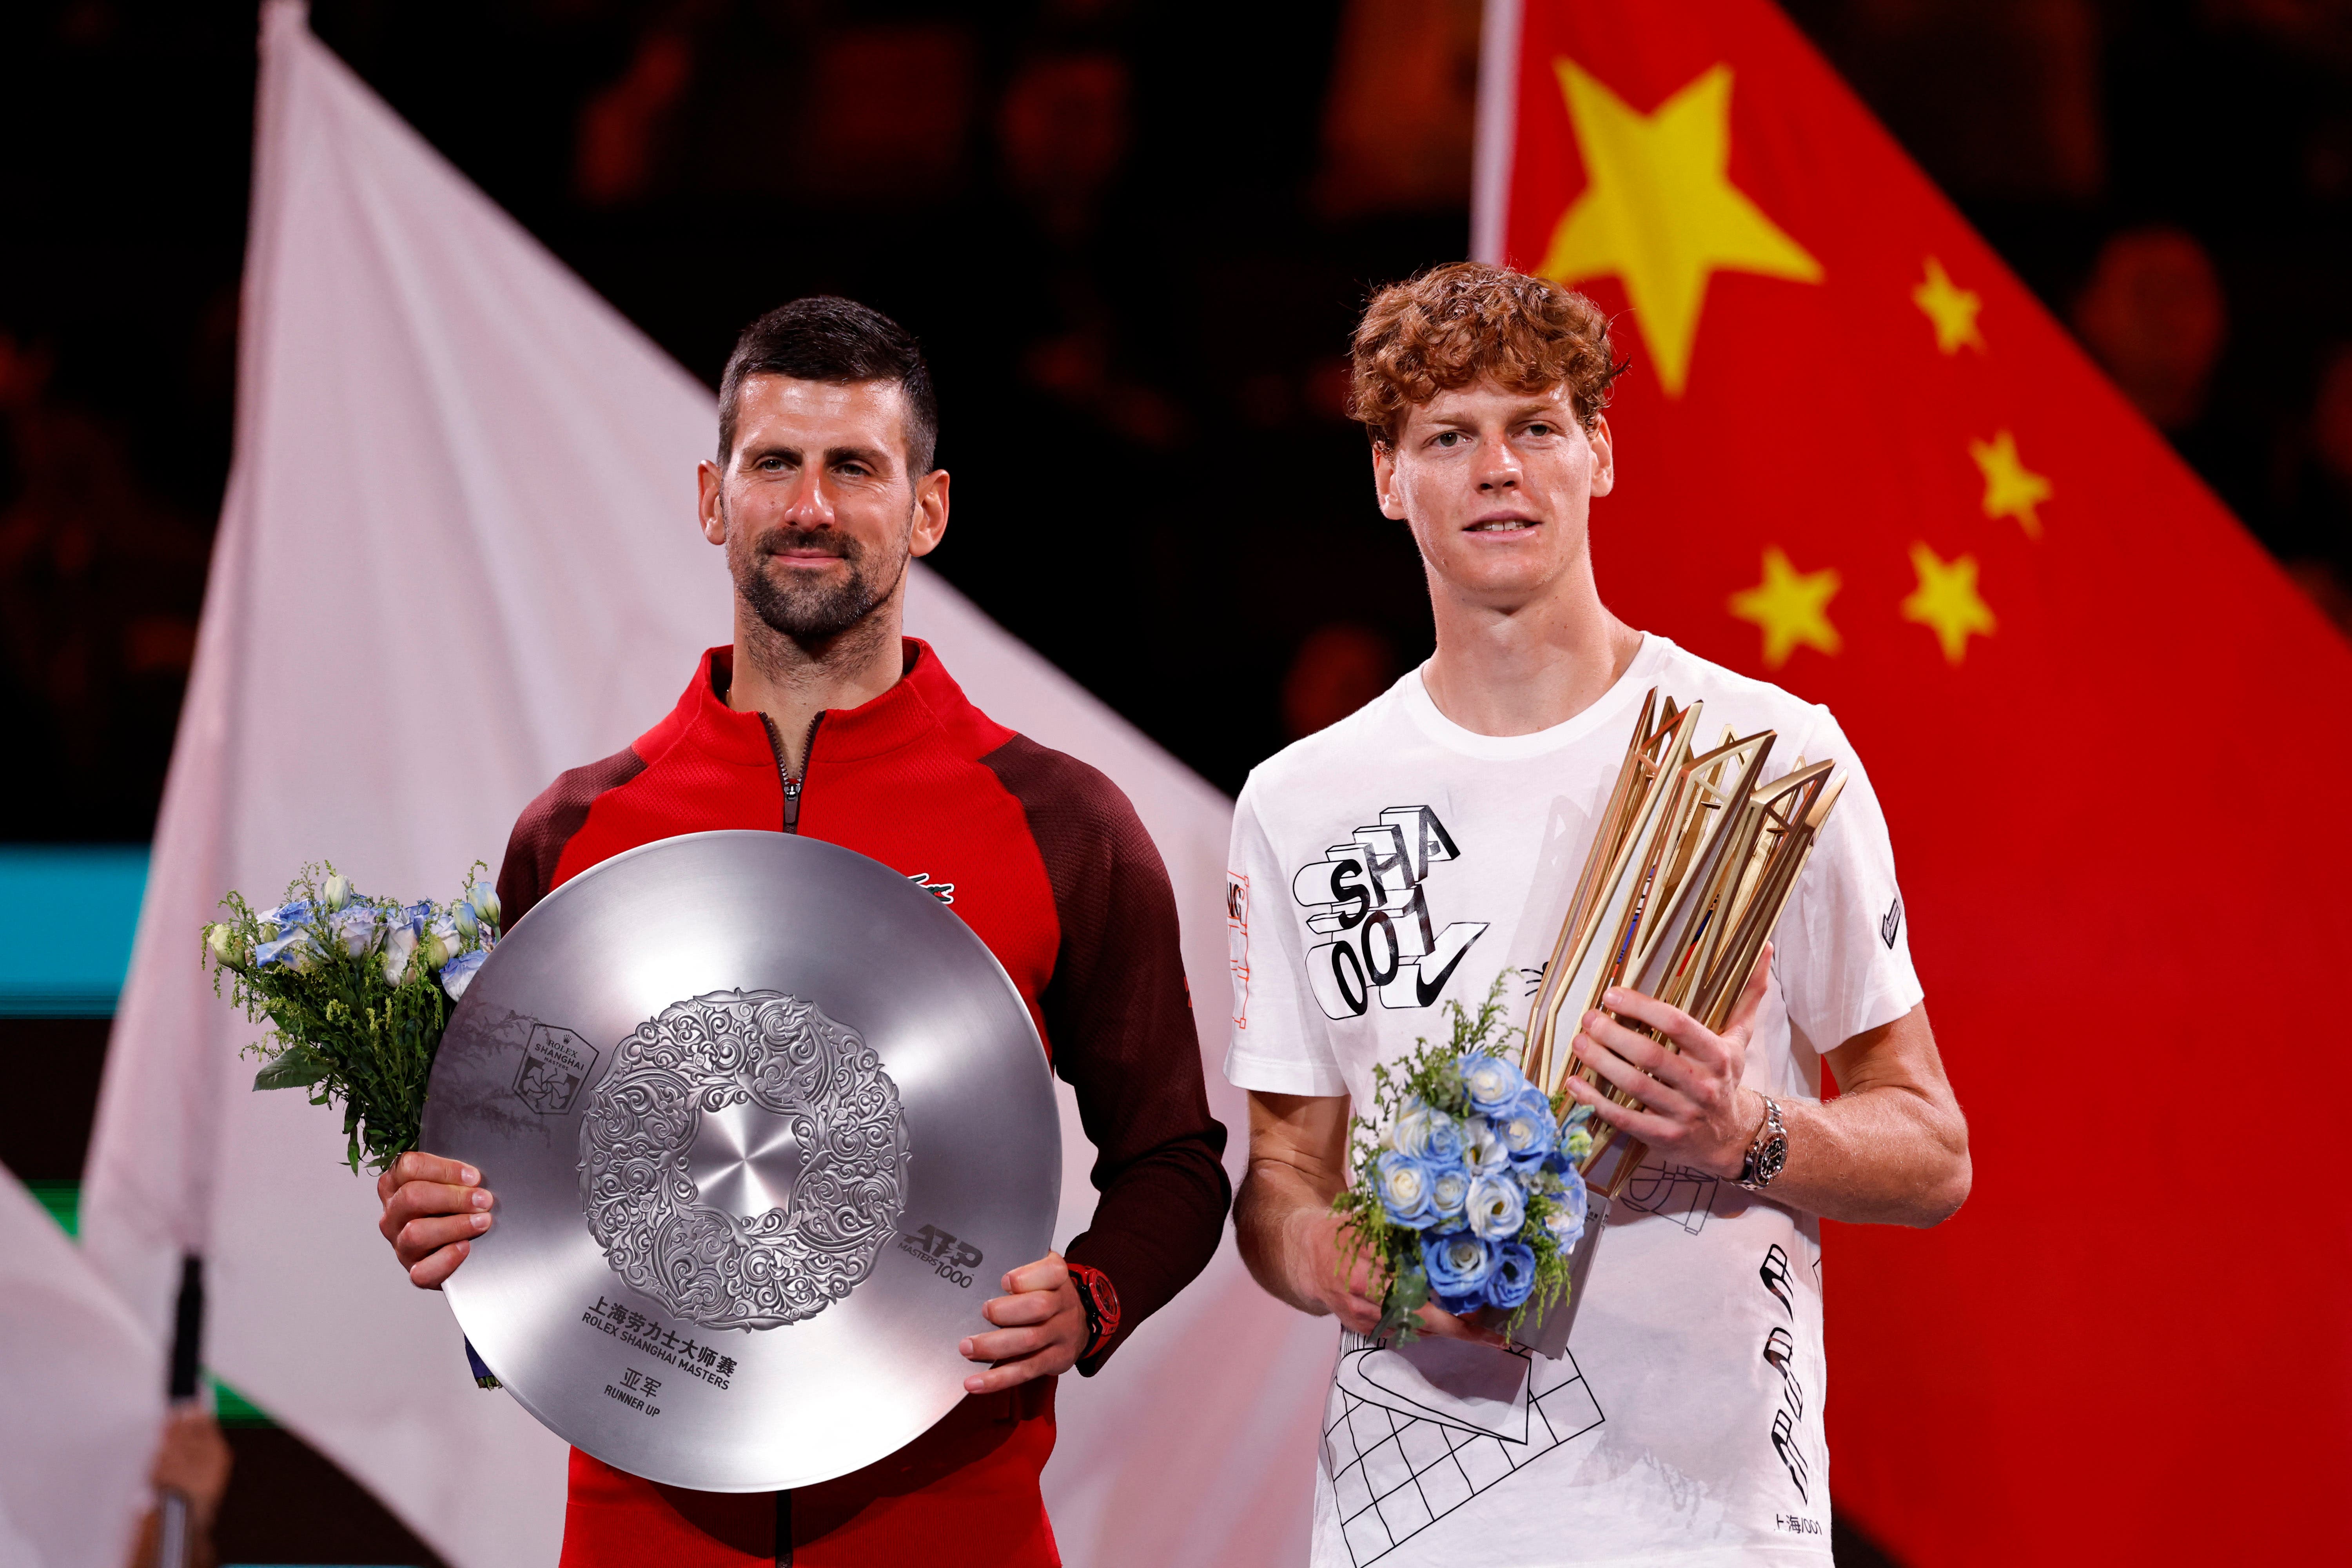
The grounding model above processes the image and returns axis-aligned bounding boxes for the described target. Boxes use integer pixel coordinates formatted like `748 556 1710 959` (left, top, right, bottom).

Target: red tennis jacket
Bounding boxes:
493 640 1230 1568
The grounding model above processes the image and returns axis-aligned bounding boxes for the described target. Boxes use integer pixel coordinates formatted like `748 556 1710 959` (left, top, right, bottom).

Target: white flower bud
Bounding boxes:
453 900 478 940
421 931 451 971
323 873 351 911
382 924 419 984
470 886 502 928
205 923 238 964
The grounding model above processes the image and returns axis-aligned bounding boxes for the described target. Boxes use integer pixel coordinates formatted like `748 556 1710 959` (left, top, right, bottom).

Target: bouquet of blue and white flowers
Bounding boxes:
1333 976 1596 1343
203 862 501 1173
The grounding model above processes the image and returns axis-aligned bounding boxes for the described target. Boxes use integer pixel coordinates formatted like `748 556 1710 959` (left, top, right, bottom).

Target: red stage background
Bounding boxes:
1482 2 2352 1561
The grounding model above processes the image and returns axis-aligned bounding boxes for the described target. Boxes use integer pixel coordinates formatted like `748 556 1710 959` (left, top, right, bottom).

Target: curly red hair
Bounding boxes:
1348 262 1622 447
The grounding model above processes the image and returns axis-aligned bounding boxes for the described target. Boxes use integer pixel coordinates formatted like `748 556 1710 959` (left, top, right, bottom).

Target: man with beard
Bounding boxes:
372 298 1230 1566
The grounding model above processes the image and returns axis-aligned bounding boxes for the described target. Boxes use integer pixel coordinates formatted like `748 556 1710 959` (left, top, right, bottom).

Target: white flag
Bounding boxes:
78 4 1324 1564
0 1165 161 1568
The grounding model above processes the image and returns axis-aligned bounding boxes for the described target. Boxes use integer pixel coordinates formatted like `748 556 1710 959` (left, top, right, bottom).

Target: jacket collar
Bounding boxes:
643 638 989 769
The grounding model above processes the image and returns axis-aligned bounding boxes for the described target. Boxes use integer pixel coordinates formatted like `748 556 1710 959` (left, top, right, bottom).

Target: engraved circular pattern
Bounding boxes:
577 988 909 1330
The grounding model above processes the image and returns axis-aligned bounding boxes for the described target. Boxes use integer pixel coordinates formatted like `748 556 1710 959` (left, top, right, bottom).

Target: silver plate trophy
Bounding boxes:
419 830 1061 1492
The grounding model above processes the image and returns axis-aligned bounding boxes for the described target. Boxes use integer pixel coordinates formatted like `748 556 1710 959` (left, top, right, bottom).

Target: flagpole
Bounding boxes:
1470 0 1522 263
156 1253 203 1568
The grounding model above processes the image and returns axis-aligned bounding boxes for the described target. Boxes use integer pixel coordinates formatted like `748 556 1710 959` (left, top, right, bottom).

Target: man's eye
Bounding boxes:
1435 432 1463 447
1525 423 1553 437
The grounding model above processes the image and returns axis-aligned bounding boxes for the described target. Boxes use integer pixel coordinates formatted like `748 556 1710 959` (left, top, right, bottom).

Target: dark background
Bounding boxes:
3 0 2347 1562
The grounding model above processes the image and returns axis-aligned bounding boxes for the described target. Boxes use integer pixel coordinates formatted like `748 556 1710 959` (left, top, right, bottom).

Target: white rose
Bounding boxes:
1466 1172 1526 1241
1388 1099 1435 1159
1464 1118 1510 1176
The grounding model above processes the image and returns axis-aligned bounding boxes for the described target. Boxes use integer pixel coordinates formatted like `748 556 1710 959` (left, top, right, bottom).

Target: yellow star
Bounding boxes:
1912 257 1984 354
1728 546 1842 669
1537 59 1822 398
1968 429 2051 538
1900 543 1995 664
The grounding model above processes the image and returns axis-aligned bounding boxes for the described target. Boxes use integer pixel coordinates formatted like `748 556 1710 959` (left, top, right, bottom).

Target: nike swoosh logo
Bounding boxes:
1413 925 1486 1007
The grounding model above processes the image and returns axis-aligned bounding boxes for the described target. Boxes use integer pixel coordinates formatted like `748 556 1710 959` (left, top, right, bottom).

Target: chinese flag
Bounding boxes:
1479 2 2352 1561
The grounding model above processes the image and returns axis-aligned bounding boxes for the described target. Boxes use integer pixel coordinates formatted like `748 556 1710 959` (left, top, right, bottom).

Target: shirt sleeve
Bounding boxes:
494 744 644 924
1774 706 1925 1056
1220 776 1351 1099
979 737 1232 1376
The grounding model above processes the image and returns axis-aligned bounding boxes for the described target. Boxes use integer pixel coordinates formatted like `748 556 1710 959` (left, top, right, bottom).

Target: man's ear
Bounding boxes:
1586 415 1615 500
1372 441 1408 521
908 468 951 559
697 459 727 545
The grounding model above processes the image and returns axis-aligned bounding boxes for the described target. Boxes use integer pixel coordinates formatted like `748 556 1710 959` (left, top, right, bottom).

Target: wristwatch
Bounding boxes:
1736 1095 1788 1192
1069 1262 1121 1361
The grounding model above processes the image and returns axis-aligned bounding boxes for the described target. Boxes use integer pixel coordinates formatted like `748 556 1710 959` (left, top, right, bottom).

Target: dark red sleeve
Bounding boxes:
495 746 645 926
980 736 1232 1374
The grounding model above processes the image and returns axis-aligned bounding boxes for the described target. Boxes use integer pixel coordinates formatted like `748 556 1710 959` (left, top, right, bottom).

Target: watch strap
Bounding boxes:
1736 1095 1786 1192
1069 1261 1120 1361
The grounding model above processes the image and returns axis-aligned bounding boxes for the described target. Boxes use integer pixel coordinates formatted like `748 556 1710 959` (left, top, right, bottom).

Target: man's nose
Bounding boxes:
1478 444 1523 490
780 472 836 525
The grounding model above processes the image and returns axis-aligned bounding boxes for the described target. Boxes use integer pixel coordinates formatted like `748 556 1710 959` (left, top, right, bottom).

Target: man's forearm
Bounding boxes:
1234 1160 1338 1317
1759 1083 1970 1227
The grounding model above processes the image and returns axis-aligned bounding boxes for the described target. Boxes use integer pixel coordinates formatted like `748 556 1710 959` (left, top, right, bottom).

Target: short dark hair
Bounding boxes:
716 297 940 475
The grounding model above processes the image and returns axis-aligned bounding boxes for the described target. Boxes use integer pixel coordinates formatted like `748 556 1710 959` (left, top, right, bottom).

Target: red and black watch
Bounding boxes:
1069 1262 1121 1360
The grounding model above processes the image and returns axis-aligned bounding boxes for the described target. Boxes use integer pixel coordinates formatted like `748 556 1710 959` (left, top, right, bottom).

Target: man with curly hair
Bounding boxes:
1227 263 1970 1564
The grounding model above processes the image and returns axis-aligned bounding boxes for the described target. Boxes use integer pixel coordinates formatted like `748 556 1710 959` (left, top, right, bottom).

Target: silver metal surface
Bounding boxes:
419 830 1061 1492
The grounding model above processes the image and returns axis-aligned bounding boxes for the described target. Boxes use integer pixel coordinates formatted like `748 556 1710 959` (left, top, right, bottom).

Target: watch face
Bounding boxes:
1089 1272 1120 1319
1757 1136 1788 1183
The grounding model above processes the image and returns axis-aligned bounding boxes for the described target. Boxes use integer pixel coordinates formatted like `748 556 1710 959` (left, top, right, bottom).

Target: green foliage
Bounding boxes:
205 862 492 1174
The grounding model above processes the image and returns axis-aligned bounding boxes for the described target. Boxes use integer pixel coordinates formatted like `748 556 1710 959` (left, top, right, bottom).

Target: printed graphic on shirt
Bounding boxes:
1227 871 1251 1032
1759 1245 1796 1319
906 871 955 904
1880 894 1902 949
1615 1162 1724 1236
1323 1332 1606 1566
1757 1246 1818 1505
1290 806 1489 1019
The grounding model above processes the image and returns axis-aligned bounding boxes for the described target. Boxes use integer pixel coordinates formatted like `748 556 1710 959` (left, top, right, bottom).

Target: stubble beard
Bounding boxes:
729 510 907 649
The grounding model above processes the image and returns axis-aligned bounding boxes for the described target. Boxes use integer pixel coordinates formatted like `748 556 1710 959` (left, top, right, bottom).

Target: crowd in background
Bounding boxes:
2 0 2347 849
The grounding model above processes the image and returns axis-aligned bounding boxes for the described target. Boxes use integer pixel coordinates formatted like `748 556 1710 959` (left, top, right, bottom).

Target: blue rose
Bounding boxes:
1423 1111 1466 1165
1422 1229 1494 1303
1460 1051 1532 1115
1373 1150 1441 1229
1465 1172 1526 1241
257 898 312 938
1387 1097 1435 1158
1484 1243 1537 1310
1544 1169 1590 1251
1427 1161 1471 1223
1496 1087 1560 1170
441 946 488 1000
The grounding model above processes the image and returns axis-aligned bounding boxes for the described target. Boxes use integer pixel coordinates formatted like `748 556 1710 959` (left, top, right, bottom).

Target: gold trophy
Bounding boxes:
1521 690 1845 1200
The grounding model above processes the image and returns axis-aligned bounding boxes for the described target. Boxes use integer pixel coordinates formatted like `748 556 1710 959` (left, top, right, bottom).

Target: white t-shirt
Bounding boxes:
1223 634 1923 1568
